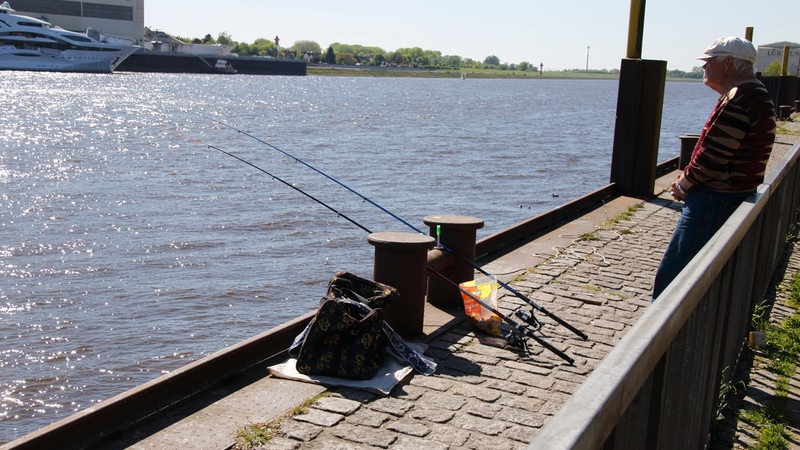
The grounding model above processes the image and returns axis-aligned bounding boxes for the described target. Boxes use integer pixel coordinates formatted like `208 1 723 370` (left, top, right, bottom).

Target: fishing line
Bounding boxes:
177 134 372 234
205 117 588 342
183 133 575 364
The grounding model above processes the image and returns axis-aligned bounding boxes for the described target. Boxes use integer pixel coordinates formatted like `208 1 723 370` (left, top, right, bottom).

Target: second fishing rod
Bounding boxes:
210 118 588 342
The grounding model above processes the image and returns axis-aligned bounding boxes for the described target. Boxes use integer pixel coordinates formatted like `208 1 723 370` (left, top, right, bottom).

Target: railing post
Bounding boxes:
368 231 435 337
423 214 484 307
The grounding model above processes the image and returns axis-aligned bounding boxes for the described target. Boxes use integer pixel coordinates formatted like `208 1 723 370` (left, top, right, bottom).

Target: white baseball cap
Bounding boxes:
698 36 757 64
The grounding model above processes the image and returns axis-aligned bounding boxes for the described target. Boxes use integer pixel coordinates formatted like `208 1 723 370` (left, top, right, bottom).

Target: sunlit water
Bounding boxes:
0 72 716 442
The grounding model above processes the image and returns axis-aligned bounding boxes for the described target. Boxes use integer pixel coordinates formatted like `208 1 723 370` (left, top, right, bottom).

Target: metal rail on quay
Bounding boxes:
529 137 800 449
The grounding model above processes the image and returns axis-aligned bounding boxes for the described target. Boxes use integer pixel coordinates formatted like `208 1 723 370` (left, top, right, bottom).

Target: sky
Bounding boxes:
145 1 798 72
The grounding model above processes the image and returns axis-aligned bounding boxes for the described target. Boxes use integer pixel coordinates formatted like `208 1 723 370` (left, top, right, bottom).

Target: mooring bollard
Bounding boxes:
423 214 484 307
779 105 793 121
367 231 435 338
679 134 700 170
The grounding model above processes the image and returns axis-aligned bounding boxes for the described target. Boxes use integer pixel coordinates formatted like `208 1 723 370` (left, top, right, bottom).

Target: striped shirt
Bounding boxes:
684 81 776 193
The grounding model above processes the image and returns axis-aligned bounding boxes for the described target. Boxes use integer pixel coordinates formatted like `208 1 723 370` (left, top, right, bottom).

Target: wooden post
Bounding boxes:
610 58 666 197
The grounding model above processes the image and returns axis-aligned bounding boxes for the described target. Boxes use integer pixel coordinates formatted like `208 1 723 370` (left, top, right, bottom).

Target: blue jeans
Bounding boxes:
652 188 753 299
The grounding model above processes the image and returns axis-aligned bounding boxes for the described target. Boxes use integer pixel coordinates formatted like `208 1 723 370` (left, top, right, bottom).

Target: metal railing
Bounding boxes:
528 138 800 449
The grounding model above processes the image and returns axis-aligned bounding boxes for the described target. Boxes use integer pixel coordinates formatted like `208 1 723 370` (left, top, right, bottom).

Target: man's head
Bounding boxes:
698 36 757 65
698 36 758 93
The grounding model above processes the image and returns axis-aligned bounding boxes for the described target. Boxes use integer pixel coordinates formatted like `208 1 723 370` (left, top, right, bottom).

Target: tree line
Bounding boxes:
177 32 709 77
177 32 544 71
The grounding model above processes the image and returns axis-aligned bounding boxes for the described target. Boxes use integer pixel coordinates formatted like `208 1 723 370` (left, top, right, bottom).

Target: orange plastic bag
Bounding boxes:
459 276 501 336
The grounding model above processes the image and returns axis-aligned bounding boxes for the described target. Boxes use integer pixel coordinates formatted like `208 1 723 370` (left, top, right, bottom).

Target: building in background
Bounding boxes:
756 41 800 75
10 0 144 44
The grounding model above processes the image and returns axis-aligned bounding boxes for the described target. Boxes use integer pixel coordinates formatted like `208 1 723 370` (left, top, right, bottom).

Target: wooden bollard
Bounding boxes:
679 134 700 170
779 105 793 121
367 232 435 338
423 215 484 307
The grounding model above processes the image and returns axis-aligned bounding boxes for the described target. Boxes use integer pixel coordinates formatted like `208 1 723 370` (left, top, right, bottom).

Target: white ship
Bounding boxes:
0 1 138 73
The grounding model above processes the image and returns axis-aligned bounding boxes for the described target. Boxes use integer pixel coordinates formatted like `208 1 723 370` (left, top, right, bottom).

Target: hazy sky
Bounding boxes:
146 1 797 71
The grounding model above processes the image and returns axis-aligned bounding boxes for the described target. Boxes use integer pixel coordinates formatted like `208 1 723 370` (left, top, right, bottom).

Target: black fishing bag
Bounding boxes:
290 272 436 380
292 272 398 380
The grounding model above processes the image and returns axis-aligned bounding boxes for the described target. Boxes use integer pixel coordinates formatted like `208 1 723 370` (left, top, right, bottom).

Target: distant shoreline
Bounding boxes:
306 64 618 79
306 64 701 82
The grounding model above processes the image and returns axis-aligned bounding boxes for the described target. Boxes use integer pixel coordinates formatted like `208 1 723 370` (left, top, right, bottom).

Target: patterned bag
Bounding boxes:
293 272 397 380
291 272 437 380
295 297 387 380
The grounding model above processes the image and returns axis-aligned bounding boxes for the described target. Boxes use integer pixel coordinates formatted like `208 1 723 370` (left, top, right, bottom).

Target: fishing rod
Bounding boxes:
209 118 588 342
189 136 575 364
180 135 371 234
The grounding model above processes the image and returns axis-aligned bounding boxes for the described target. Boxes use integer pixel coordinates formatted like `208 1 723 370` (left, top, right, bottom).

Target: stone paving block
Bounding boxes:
366 397 415 416
449 383 503 402
495 407 547 428
330 422 398 447
591 317 627 331
426 423 472 447
498 394 546 412
463 432 525 450
314 397 362 415
282 419 323 442
503 423 543 443
507 370 555 390
407 374 454 392
464 399 503 418
391 435 450 450
450 411 511 436
258 435 302 450
293 409 344 427
484 379 529 396
390 383 425 401
420 391 469 411
345 408 392 428
456 349 502 366
407 406 456 423
384 418 432 437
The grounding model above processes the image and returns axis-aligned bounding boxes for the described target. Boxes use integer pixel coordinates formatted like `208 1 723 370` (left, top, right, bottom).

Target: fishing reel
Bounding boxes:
501 309 542 352
502 328 529 353
514 309 542 330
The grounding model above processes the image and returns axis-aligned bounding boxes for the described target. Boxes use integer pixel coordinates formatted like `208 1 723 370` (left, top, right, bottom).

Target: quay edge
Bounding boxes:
116 52 307 76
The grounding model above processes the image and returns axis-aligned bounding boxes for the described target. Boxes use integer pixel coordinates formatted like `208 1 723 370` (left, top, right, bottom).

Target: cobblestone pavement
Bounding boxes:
251 120 800 450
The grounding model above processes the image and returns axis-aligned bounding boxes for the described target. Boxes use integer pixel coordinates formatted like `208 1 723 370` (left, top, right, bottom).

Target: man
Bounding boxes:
652 36 776 299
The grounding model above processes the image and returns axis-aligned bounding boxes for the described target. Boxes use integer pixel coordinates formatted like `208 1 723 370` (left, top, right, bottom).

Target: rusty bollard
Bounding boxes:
423 215 484 307
368 231 435 338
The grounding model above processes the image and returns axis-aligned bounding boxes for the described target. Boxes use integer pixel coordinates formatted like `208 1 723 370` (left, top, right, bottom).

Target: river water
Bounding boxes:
0 72 717 442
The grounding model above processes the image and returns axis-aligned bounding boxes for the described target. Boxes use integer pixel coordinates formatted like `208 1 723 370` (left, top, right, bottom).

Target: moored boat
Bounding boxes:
0 1 138 73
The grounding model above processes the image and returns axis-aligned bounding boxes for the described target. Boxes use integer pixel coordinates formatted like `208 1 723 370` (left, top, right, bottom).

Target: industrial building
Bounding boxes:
756 42 800 75
9 0 145 44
